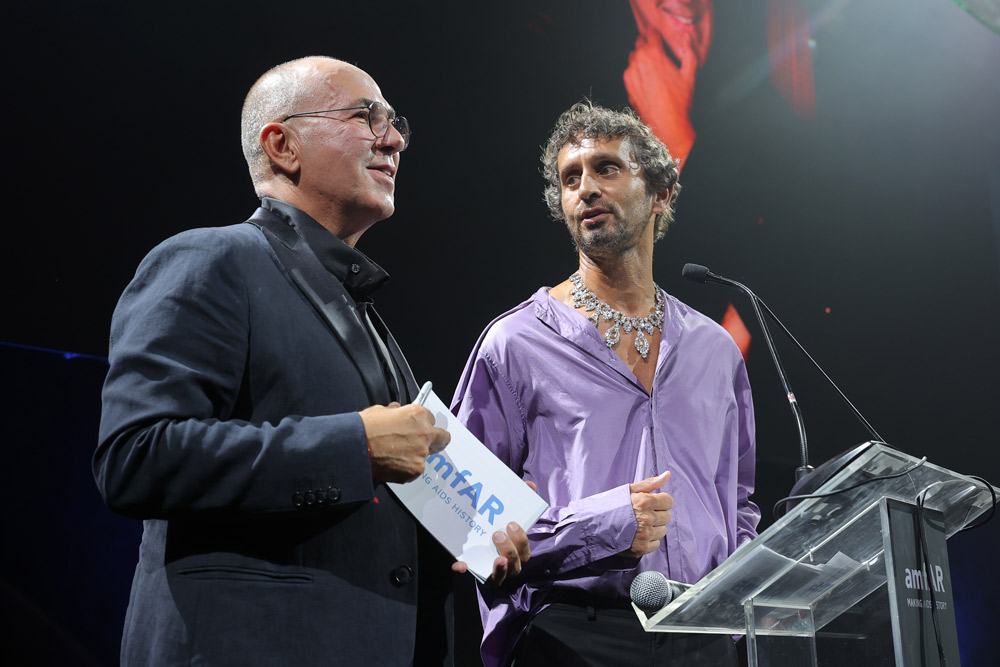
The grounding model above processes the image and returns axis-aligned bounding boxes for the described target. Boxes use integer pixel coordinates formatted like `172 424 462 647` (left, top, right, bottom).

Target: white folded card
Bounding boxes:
388 383 548 583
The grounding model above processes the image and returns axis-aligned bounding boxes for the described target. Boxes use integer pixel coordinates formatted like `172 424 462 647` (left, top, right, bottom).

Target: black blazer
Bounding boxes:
95 203 451 665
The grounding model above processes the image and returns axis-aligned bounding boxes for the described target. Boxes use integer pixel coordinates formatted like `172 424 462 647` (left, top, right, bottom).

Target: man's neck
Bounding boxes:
576 250 657 315
259 190 375 248
295 201 372 248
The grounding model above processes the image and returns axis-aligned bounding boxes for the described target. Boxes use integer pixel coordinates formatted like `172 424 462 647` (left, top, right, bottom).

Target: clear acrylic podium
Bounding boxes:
634 443 997 666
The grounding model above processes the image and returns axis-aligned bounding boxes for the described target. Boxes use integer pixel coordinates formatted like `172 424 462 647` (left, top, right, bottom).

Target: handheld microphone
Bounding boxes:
630 570 692 613
681 263 887 483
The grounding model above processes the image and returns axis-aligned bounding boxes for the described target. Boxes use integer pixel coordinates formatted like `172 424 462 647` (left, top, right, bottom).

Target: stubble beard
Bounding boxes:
568 203 649 258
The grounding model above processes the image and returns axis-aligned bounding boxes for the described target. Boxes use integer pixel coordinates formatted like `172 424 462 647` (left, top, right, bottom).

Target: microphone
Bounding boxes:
682 263 811 480
681 263 886 483
680 263 712 283
630 571 692 613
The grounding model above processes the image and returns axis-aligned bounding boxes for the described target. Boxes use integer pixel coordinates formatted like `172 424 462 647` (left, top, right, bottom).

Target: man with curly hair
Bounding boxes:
451 101 758 666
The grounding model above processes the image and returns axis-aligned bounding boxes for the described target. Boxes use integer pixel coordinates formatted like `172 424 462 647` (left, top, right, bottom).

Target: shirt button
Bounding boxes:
351 263 361 274
391 565 413 586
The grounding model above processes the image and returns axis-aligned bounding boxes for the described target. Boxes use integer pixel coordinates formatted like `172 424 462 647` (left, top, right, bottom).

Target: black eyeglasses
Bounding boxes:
282 101 410 151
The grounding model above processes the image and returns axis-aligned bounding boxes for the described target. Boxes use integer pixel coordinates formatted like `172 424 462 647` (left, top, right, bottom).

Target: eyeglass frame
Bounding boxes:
281 101 410 151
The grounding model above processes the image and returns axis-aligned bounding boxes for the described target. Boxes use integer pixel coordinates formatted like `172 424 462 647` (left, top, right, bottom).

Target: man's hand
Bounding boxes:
623 27 698 168
360 402 450 483
624 471 674 558
451 521 531 586
452 480 536 586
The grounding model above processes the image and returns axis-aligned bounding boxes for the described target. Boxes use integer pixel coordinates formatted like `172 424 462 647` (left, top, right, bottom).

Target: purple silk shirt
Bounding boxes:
451 287 760 667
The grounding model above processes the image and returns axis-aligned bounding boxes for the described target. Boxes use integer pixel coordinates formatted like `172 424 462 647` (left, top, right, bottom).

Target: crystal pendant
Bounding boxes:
621 319 633 334
589 312 600 325
604 324 621 347
634 330 650 359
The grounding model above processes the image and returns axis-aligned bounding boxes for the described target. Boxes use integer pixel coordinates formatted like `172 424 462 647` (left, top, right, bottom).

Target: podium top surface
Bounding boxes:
641 442 998 634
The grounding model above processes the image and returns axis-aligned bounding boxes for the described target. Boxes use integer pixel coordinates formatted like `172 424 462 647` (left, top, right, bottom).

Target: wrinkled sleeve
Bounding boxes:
733 358 760 547
94 231 374 520
451 347 638 581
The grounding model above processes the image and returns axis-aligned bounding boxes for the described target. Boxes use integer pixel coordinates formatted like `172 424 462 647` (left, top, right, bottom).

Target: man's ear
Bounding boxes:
651 185 672 216
259 122 301 177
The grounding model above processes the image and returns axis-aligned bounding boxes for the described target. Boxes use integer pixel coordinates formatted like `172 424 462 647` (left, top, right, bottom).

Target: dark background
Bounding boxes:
2 0 998 664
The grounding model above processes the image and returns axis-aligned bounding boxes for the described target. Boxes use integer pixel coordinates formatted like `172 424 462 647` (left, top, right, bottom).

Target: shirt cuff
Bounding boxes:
574 483 638 564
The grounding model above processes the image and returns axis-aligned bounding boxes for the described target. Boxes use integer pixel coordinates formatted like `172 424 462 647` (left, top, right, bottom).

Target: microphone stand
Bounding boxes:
687 266 812 481
752 297 885 444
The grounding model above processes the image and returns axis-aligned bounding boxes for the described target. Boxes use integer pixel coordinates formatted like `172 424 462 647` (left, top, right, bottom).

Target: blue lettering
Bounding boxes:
449 469 472 489
426 453 453 480
457 481 483 508
478 494 505 525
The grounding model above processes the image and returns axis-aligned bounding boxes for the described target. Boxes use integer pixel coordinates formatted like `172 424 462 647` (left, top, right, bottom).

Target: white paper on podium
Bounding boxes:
387 385 548 583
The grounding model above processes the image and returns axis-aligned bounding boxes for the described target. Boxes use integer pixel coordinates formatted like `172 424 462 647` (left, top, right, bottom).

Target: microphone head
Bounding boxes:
681 263 711 283
630 570 671 613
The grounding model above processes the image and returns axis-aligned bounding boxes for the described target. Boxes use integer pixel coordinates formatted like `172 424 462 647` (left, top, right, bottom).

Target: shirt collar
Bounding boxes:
530 285 685 376
259 197 390 300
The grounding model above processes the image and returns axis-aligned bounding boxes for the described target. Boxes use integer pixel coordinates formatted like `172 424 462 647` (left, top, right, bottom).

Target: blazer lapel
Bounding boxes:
246 208 392 406
366 305 419 402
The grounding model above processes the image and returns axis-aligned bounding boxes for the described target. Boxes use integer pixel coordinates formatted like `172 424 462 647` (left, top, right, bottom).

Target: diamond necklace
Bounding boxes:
569 271 664 359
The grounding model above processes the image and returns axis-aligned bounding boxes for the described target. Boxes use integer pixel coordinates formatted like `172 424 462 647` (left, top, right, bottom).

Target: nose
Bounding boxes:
578 171 601 202
375 122 405 155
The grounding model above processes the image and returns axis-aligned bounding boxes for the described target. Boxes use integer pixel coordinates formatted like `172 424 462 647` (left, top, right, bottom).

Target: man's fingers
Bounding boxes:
506 522 530 563
488 556 509 587
626 469 675 557
480 521 532 587
630 470 671 494
633 32 651 53
679 30 699 73
428 426 450 454
637 524 667 540
648 492 675 511
635 490 674 507
362 402 452 483
637 524 667 545
638 499 673 529
493 530 516 560
408 403 436 425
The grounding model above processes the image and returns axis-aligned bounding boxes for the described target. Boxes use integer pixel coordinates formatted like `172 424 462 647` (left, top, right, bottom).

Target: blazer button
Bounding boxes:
315 489 328 504
327 486 341 502
391 565 413 586
304 491 316 506
292 492 304 508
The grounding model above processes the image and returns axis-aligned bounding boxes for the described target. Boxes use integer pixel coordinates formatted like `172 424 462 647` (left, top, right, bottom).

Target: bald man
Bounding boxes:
94 57 528 666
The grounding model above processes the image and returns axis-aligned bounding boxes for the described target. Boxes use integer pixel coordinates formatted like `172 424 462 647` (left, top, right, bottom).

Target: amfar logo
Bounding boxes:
425 453 505 525
903 563 945 594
